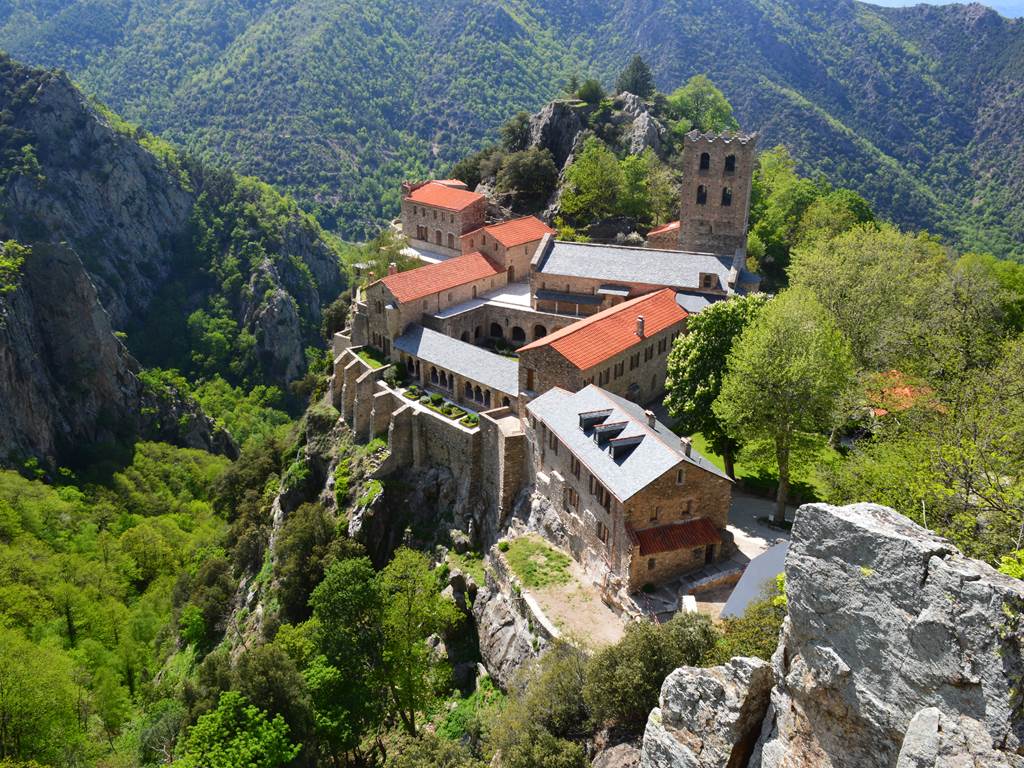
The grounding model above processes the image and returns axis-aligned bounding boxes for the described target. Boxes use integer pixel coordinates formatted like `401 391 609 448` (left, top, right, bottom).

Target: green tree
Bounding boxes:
378 549 461 735
619 152 652 221
177 690 300 768
795 188 874 245
576 79 605 105
92 666 131 747
560 138 623 222
583 613 718 733
500 112 532 153
665 294 771 478
666 75 738 133
615 55 655 97
495 148 558 206
714 289 855 521
0 241 28 294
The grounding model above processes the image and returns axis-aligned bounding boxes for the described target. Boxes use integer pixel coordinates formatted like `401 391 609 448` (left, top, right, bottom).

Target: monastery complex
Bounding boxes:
334 130 761 607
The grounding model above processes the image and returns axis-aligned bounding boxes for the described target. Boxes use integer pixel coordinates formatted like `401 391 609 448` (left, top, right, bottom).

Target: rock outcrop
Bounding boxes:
752 503 1024 768
593 744 642 768
627 111 665 156
472 577 547 689
528 100 585 170
641 657 773 768
0 243 230 466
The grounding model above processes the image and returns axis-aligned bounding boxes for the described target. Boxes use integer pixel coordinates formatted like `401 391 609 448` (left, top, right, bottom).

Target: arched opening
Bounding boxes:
460 331 470 342
724 154 736 173
430 367 439 385
434 230 442 245
721 187 733 207
474 386 483 403
696 185 707 205
489 323 503 339
699 152 710 171
447 233 455 249
474 325 482 340
465 382 473 399
502 397 511 408
507 265 515 282
533 324 547 340
511 326 526 343
484 391 492 407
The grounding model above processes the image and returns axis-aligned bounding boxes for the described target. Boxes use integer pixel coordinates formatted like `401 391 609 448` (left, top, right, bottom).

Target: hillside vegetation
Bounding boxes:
0 0 1021 256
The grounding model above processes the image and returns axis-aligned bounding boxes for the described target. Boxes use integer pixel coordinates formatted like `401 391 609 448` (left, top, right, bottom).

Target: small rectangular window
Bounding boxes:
676 469 686 485
597 521 609 544
650 506 659 522
570 455 581 479
648 557 656 571
548 432 558 453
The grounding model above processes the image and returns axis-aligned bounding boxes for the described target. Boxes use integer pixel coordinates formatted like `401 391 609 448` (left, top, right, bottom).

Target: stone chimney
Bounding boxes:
388 262 398 276
644 409 656 427
636 315 645 338
680 436 692 457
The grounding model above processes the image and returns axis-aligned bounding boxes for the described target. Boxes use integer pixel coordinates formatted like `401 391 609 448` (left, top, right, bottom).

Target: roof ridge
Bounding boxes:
591 386 683 456
553 238 720 258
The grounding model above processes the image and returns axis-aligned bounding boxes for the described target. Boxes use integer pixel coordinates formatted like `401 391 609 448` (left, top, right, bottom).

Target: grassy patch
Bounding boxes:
437 677 505 741
358 479 383 507
686 432 838 503
356 347 387 369
448 550 486 585
503 536 572 589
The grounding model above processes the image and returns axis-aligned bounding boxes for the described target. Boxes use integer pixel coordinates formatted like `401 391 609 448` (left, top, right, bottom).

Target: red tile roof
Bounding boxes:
518 288 687 370
407 181 485 212
631 518 722 556
479 216 556 248
648 220 680 236
379 252 502 304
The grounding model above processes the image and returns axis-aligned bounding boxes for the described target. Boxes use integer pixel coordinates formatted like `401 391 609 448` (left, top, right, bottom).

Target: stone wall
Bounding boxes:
530 270 727 316
518 322 684 406
424 300 575 348
646 225 681 251
460 232 545 282
678 132 757 257
401 196 486 255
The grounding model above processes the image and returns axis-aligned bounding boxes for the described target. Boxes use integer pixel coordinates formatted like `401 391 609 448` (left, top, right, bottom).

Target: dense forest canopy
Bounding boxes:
1 0 1022 257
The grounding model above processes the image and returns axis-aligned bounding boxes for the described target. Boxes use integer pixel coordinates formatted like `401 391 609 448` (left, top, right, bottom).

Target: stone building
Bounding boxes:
401 180 487 256
678 131 758 257
646 220 680 250
531 237 760 317
360 252 506 354
460 216 555 283
517 288 688 406
526 385 731 590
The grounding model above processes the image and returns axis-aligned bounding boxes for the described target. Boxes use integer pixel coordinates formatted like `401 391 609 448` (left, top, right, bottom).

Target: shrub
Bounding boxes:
577 78 605 105
497 540 510 552
430 393 443 406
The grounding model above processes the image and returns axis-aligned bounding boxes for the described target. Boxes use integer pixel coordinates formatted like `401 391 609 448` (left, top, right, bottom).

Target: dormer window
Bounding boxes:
579 409 613 431
593 421 627 445
608 434 643 461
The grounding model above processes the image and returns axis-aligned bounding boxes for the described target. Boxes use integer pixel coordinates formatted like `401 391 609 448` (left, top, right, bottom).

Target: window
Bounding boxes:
570 455 581 479
699 152 710 171
676 468 686 485
702 273 716 289
433 210 438 220
447 292 452 302
629 352 640 371
593 480 612 511
447 233 455 249
692 548 704 562
648 557 656 571
599 368 610 385
614 361 624 378
566 486 579 510
472 286 477 298
685 499 694 516
650 506 659 522
721 187 733 207
375 300 383 313
725 154 736 173
696 185 708 205
657 338 667 354
597 521 609 544
525 368 535 390
548 431 559 453
644 345 654 362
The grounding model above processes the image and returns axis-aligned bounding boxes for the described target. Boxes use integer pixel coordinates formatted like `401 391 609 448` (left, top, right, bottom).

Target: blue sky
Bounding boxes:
865 0 1023 17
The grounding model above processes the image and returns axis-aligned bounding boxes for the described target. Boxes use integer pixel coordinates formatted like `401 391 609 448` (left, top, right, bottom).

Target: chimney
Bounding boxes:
680 436 692 457
644 409 656 428
387 262 398 276
636 315 645 338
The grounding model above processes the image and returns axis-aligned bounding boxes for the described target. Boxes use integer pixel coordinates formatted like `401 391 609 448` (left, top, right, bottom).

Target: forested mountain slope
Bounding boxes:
1 0 1021 256
0 54 344 466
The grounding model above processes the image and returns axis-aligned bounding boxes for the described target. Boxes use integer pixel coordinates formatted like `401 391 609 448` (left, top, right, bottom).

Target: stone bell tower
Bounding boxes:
678 130 758 257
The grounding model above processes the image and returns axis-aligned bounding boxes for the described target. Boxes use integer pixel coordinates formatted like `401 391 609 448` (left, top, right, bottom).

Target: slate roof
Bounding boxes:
378 252 502 304
535 239 734 291
407 181 485 211
527 385 728 502
467 216 555 248
631 518 722 555
519 288 688 370
394 325 519 396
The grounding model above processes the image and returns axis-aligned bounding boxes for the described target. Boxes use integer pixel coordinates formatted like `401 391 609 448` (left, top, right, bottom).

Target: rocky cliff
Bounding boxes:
641 502 1024 768
0 242 232 467
0 53 344 391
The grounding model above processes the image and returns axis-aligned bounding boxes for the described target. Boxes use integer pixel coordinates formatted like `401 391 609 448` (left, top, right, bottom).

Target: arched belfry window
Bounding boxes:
724 154 736 173
721 187 733 207
699 152 710 171
696 185 708 205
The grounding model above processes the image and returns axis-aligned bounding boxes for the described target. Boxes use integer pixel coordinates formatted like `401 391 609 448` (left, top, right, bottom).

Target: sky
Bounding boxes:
865 0 1024 17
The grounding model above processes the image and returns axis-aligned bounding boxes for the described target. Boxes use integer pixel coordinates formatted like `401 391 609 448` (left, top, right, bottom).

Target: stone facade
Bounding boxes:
518 323 685 407
424 301 576 348
524 406 731 591
678 131 758 257
646 221 680 250
401 188 486 257
460 219 553 283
